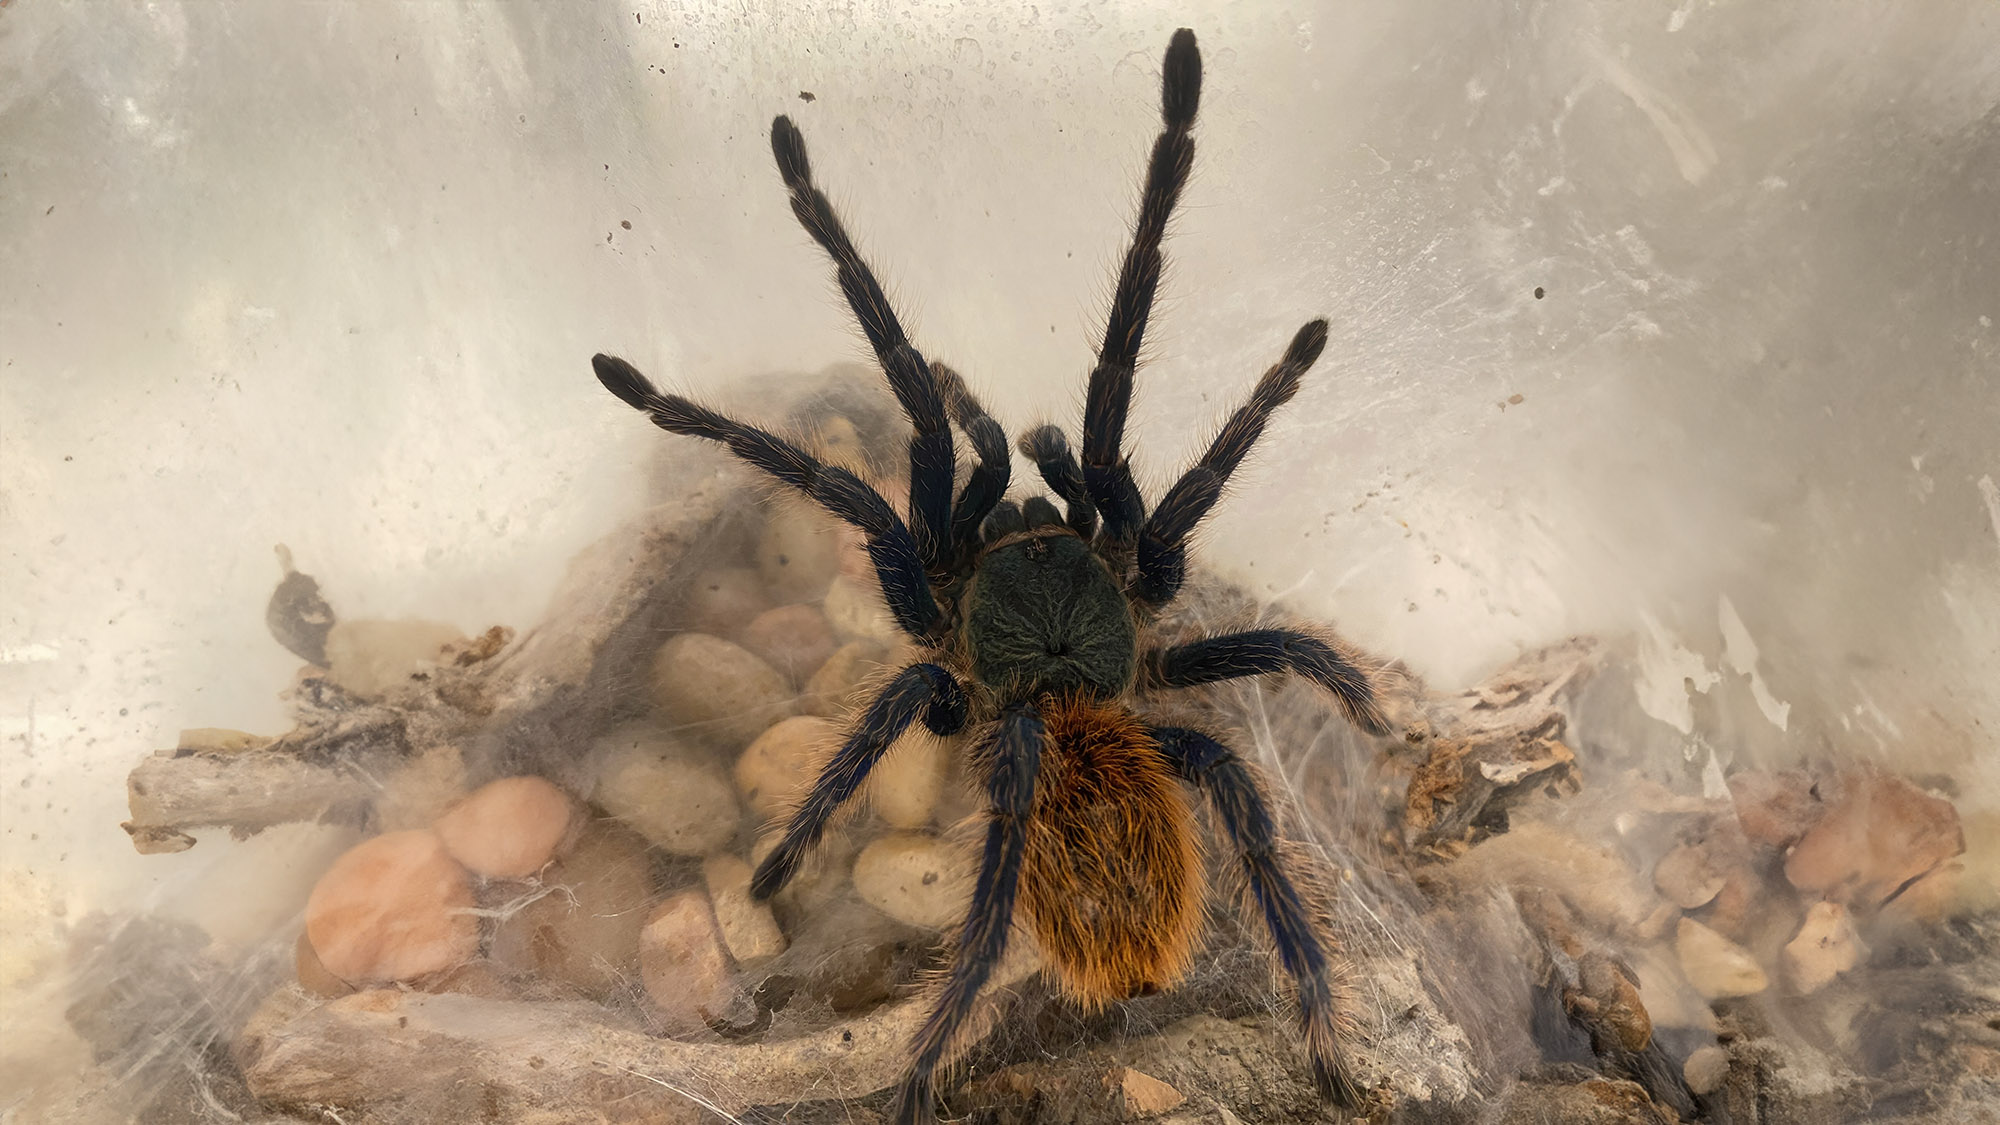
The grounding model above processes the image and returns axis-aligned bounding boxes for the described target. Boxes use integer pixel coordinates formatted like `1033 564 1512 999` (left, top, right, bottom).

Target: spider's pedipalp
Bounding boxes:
750 662 967 901
1018 424 1099 538
932 362 1012 564
1080 27 1203 544
769 115 956 574
591 354 942 639
1143 627 1387 736
1134 318 1330 606
894 703 1046 1125
1151 724 1363 1109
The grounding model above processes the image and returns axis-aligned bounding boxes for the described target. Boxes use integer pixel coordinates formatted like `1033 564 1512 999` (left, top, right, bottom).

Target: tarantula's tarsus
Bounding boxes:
593 25 1387 1125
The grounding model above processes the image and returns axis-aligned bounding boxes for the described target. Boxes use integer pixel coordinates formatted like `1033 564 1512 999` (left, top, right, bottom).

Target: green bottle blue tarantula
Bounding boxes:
594 28 1389 1124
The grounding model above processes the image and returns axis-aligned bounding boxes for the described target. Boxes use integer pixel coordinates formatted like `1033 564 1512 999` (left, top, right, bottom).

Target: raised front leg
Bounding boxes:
592 354 944 641
1079 28 1203 544
1132 319 1328 607
770 117 955 574
1144 627 1388 735
1150 724 1362 1108
749 663 967 900
892 703 1045 1125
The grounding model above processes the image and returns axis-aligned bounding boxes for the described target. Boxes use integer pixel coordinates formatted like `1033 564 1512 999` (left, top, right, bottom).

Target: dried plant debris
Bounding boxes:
1403 637 1596 853
84 373 1998 1124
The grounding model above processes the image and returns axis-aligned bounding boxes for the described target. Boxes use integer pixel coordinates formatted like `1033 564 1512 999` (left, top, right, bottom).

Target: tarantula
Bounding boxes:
592 27 1389 1125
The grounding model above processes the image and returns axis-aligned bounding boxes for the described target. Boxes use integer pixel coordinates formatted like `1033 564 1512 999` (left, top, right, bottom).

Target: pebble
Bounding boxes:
870 733 945 829
322 618 467 699
1675 917 1768 999
1784 772 1965 908
639 890 741 1035
804 638 896 717
1104 1067 1186 1116
489 820 655 998
735 715 836 824
1782 901 1865 994
852 831 971 929
418 958 516 999
738 603 838 685
682 567 774 636
294 929 354 998
823 573 903 641
703 853 787 964
304 829 480 984
1683 1045 1730 1095
1653 842 1727 910
1729 769 1829 849
594 727 740 855
651 632 795 748
756 504 844 605
808 414 864 465
433 776 574 879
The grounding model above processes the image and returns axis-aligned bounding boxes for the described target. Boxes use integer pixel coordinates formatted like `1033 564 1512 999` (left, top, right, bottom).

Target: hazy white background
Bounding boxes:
2 0 1996 1020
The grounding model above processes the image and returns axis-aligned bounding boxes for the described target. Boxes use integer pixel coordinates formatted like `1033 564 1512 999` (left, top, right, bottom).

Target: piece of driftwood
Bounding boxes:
239 950 1040 1118
119 448 742 852
1403 637 1598 853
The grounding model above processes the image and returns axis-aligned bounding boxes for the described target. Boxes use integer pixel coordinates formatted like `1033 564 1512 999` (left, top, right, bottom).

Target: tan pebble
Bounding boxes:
1782 901 1865 994
703 854 787 964
1653 843 1727 910
639 890 740 1035
823 574 902 641
595 736 740 855
1876 860 1963 929
1784 772 1965 908
739 603 838 685
682 567 774 636
294 929 355 998
1104 1066 1186 1115
757 504 843 604
1675 917 1768 999
489 820 655 998
853 831 970 929
808 414 864 465
417 958 515 999
433 776 574 879
323 619 468 699
870 733 945 829
652 632 794 748
1629 944 1716 1033
305 829 479 983
373 743 467 831
805 639 896 716
1729 769 1829 849
1683 1045 1730 1095
735 715 837 824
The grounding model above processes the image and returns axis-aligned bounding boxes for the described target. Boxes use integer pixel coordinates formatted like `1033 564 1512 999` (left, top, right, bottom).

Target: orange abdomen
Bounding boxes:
1020 698 1205 1008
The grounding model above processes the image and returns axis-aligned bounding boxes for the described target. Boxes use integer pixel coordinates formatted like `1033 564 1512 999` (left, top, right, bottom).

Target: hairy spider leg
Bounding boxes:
1144 627 1388 736
749 662 967 899
893 703 1046 1125
1150 725 1363 1109
930 362 1012 566
1079 27 1201 545
770 116 956 575
1134 318 1329 606
591 354 943 640
1016 423 1099 538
